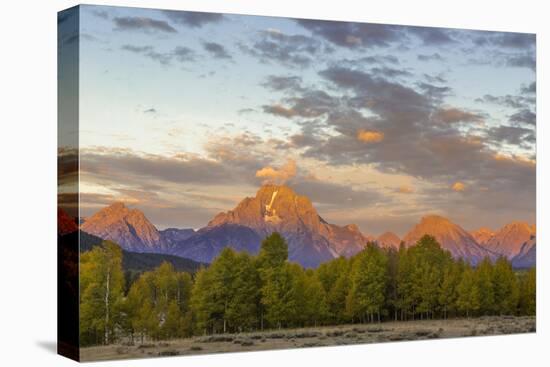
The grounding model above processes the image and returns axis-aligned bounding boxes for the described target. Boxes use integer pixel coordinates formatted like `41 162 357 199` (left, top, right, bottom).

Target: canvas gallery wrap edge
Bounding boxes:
58 4 536 362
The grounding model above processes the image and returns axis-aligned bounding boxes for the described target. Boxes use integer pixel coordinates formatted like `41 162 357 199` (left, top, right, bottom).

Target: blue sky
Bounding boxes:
67 4 536 236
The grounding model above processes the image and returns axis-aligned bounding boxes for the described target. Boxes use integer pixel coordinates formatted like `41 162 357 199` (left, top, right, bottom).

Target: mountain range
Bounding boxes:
58 207 203 273
77 184 536 268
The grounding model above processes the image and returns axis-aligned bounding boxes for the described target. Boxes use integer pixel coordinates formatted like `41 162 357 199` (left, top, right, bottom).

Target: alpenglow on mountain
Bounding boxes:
180 184 371 267
403 215 496 264
79 186 535 268
80 202 195 253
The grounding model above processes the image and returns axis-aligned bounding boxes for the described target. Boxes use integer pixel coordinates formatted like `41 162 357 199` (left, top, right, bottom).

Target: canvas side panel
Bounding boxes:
57 5 80 362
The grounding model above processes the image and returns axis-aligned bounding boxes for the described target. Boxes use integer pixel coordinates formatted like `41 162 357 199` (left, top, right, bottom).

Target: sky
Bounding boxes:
65 4 535 236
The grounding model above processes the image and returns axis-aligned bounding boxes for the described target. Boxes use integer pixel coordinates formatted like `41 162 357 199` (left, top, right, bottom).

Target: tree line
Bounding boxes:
79 233 536 346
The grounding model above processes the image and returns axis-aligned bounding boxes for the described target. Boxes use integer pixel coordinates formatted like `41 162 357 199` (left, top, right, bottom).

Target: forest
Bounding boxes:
79 233 536 347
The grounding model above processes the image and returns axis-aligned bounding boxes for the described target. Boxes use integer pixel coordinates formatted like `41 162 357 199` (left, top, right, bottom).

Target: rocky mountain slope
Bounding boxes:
160 228 195 247
376 232 401 249
79 191 535 268
81 202 164 252
511 235 536 268
195 185 370 267
484 222 536 259
403 215 494 264
470 227 495 246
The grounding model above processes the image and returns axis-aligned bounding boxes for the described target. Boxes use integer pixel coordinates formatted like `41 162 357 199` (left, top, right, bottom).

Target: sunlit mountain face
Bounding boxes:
79 184 536 268
71 5 534 245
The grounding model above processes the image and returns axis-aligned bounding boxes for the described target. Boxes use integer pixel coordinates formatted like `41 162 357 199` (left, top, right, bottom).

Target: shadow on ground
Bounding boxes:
36 341 57 354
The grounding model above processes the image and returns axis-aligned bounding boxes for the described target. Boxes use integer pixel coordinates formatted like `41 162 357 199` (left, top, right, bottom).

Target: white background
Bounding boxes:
1 0 548 365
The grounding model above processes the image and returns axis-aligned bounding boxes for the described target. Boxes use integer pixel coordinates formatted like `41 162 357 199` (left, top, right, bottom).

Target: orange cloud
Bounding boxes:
357 129 384 143
256 159 297 184
397 186 414 194
451 181 466 192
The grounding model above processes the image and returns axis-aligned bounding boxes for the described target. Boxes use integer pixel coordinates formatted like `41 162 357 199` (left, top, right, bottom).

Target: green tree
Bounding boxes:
518 267 536 316
225 252 260 332
126 262 192 340
317 256 350 323
439 259 464 319
346 244 388 323
384 247 400 321
303 272 329 326
191 248 260 334
258 232 288 269
80 241 125 345
475 257 495 315
408 235 452 319
190 266 216 334
396 244 414 320
456 266 480 317
261 262 300 329
493 257 520 315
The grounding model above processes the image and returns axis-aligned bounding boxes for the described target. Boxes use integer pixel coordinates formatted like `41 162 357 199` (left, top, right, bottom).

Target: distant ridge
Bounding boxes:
81 202 163 252
484 221 535 259
80 191 535 268
376 232 401 249
403 215 494 264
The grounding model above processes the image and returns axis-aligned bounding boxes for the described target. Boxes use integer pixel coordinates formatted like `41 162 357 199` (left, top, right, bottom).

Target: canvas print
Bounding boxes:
58 4 536 362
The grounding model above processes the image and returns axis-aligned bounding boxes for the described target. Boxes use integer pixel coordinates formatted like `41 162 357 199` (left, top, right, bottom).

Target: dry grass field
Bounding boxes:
81 316 535 361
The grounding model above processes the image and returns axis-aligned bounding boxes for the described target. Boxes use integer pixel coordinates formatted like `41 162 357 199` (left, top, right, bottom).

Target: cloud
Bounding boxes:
162 10 224 28
451 181 466 192
505 53 536 71
417 53 444 62
432 108 483 124
173 46 196 62
355 55 400 65
357 129 384 143
83 150 212 182
291 178 390 210
509 109 536 126
475 94 532 109
488 125 535 146
262 104 297 118
416 82 452 102
92 9 109 19
262 89 337 119
407 26 456 45
202 42 232 59
121 44 196 65
370 66 413 79
474 32 535 49
495 33 535 49
397 186 414 194
256 159 297 184
113 16 177 33
521 82 536 95
261 75 303 92
121 44 153 53
296 19 401 48
253 65 534 223
423 73 447 84
241 29 328 68
320 66 431 120
58 147 78 187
